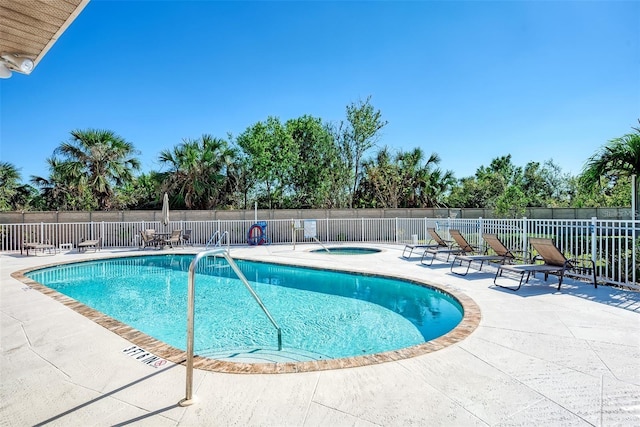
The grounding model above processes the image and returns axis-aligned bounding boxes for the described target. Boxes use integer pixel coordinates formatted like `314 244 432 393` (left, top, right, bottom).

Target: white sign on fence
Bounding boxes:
303 220 317 239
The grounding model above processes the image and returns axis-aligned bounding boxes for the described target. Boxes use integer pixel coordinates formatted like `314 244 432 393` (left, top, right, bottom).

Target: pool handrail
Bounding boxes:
312 236 331 252
180 248 282 407
204 230 229 250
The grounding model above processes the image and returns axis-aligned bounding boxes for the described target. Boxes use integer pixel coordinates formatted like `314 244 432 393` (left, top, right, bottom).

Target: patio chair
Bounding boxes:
140 230 160 250
78 237 102 253
420 228 467 266
449 231 510 276
494 237 597 291
162 229 183 249
181 229 193 246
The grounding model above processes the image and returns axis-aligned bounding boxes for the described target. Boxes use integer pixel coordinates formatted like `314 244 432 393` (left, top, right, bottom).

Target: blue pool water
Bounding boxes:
26 255 463 361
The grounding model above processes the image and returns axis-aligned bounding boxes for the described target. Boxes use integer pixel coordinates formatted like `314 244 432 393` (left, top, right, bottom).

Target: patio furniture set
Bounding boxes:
139 229 192 250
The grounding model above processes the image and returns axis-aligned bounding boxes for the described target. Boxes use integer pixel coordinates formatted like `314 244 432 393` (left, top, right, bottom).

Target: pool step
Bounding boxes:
197 347 329 363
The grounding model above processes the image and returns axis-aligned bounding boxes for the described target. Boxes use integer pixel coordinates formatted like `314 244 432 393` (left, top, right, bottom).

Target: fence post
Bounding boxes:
633 219 637 284
40 222 44 243
395 218 398 244
632 174 637 220
424 217 427 240
326 217 329 242
522 217 528 259
590 217 597 268
361 218 364 242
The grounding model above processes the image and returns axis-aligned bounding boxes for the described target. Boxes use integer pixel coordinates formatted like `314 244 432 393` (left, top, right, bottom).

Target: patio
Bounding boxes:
1 244 639 426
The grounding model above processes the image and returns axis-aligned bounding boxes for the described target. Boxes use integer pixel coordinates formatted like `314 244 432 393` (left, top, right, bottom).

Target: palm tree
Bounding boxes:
397 148 425 208
52 129 140 210
415 167 456 208
363 146 403 208
0 162 23 211
0 162 42 211
582 121 640 218
159 135 237 209
31 157 95 211
356 147 454 208
401 149 455 208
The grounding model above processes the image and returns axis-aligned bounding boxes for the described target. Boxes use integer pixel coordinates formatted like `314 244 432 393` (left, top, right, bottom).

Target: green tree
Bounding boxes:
18 186 44 211
447 155 517 209
50 129 140 210
114 171 164 209
446 176 486 208
236 117 298 209
223 152 255 210
572 175 632 208
356 147 402 208
446 155 575 211
159 135 237 209
0 162 42 211
356 147 454 208
534 160 573 207
335 96 388 208
408 150 455 208
581 121 640 216
495 185 528 217
31 156 96 211
0 162 22 211
286 115 347 208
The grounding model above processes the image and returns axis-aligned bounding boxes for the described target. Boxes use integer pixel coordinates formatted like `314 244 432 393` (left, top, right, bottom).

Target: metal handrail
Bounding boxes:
204 231 219 249
204 230 229 250
312 236 330 252
180 248 282 406
218 231 229 250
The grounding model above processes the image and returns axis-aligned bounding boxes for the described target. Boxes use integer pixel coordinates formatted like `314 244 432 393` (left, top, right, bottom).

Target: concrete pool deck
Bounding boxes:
1 244 639 426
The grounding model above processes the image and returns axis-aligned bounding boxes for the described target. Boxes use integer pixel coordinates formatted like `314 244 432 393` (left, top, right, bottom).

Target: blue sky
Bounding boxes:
1 0 639 184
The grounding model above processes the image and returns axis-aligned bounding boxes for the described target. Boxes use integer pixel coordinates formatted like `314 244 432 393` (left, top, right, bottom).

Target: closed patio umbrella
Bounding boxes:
162 193 170 226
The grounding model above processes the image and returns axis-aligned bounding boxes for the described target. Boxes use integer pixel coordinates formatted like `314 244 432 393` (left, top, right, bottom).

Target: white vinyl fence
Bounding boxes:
1 217 637 289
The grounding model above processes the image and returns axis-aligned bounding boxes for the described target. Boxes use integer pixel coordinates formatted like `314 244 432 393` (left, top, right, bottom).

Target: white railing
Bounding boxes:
1 217 637 288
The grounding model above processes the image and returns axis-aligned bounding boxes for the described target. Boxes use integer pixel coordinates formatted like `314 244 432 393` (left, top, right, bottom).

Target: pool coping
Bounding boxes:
10 251 481 374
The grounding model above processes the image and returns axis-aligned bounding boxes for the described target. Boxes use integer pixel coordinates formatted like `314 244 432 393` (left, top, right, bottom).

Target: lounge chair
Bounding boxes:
494 237 597 291
420 228 467 266
78 237 101 253
449 231 508 276
22 241 56 256
482 234 525 261
450 233 524 276
402 234 440 259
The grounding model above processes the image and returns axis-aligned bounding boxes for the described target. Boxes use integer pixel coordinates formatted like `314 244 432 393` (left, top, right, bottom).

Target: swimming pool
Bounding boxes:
22 254 472 372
